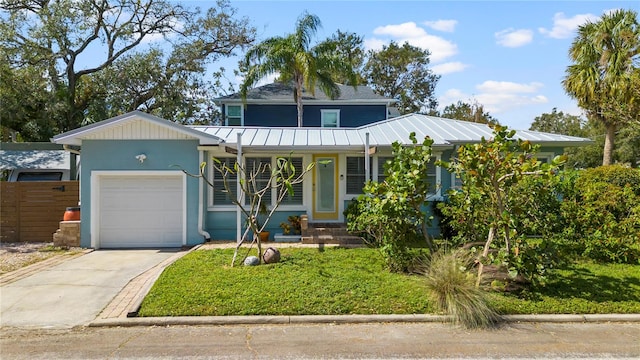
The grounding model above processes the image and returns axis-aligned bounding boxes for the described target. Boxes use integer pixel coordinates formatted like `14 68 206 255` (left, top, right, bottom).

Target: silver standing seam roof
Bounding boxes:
190 114 593 151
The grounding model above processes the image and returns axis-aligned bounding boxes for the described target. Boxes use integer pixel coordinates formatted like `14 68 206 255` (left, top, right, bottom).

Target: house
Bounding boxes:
52 106 592 249
215 82 397 127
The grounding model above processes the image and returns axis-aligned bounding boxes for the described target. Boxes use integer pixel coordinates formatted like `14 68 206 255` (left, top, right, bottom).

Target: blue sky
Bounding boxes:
184 0 638 130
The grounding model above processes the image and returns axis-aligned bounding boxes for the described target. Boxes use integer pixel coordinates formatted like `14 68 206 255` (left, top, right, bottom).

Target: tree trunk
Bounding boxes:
602 123 616 166
295 76 304 127
476 226 496 287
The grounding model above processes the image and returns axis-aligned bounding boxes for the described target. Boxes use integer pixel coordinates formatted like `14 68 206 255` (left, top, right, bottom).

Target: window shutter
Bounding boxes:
281 157 303 205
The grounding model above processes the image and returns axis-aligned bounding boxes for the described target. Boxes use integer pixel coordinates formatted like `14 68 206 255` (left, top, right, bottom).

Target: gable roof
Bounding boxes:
52 111 223 146
191 113 593 151
215 82 395 104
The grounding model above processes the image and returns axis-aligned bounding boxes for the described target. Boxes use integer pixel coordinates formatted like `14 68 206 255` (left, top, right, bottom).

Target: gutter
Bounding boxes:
197 149 212 241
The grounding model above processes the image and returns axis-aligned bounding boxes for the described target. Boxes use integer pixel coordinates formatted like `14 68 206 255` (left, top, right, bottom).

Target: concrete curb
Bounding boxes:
88 313 640 328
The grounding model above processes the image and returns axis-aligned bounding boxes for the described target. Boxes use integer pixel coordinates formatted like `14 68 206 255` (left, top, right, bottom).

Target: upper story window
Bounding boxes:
225 105 243 126
321 109 340 128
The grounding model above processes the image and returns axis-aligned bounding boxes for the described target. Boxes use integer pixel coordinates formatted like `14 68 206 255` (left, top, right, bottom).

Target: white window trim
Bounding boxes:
225 104 244 126
321 109 340 128
343 153 442 200
207 153 309 212
448 152 557 193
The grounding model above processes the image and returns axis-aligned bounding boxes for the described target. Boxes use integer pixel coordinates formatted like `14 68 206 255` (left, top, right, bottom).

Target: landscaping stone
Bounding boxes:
244 256 260 266
263 247 281 264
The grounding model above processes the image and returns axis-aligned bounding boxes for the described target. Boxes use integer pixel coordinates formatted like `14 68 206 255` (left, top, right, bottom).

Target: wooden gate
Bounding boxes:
1 181 79 242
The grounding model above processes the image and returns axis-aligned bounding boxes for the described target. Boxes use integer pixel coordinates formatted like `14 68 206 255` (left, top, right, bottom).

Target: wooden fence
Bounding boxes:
1 181 79 243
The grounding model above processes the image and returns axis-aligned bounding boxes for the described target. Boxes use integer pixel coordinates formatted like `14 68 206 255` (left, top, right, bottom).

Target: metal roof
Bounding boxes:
190 114 593 150
0 150 70 170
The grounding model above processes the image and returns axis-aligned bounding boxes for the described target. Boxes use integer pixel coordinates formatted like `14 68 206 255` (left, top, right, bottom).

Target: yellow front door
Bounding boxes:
312 154 339 220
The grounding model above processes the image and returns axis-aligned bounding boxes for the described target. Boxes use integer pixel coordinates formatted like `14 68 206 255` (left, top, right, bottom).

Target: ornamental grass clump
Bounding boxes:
421 249 500 329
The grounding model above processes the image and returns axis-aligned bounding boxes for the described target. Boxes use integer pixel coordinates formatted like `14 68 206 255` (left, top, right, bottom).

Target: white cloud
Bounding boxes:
438 80 549 117
431 62 469 75
235 72 279 89
373 22 427 38
495 28 533 48
423 19 457 32
476 81 543 94
538 12 599 39
363 38 387 51
367 21 458 63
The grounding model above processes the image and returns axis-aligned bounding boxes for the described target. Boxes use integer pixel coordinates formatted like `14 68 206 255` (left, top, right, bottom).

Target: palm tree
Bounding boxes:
562 9 640 166
240 12 358 127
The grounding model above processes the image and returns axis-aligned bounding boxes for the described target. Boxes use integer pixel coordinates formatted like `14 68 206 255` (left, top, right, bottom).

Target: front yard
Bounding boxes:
138 247 640 317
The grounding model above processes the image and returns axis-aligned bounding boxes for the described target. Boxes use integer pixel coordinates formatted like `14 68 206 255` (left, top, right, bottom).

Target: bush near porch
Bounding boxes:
137 247 640 317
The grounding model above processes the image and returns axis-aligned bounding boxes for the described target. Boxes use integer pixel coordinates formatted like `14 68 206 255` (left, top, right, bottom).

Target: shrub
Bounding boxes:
345 133 436 272
559 165 640 263
420 249 500 329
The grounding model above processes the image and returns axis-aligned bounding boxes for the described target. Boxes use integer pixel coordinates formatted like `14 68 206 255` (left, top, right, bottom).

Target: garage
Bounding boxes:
94 172 185 248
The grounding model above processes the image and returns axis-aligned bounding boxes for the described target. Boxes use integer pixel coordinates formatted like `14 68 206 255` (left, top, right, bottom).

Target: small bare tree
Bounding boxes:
190 155 313 266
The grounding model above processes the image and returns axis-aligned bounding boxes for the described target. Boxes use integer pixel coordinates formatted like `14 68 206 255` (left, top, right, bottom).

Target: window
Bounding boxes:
426 156 438 194
321 109 340 128
347 155 439 195
245 157 272 206
16 172 63 181
212 158 238 205
279 157 304 205
376 156 393 184
346 157 371 194
225 105 243 126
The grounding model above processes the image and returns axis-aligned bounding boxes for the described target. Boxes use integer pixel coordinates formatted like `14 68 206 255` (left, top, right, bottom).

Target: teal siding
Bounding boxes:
80 140 202 247
205 210 306 241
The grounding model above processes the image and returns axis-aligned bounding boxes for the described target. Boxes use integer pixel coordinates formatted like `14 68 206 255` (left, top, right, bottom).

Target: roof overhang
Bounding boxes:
52 111 223 146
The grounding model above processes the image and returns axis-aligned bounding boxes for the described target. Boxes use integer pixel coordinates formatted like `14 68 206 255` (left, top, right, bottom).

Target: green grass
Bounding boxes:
138 247 640 317
490 262 640 314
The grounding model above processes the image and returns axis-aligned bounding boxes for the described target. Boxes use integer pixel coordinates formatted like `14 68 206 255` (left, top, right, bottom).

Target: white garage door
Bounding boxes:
98 174 184 248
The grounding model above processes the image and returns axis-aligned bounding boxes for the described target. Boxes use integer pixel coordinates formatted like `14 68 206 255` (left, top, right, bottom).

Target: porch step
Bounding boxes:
300 221 364 245
301 235 364 245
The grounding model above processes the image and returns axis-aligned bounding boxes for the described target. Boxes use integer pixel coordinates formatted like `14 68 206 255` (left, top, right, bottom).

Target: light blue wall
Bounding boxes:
205 210 305 241
79 140 202 247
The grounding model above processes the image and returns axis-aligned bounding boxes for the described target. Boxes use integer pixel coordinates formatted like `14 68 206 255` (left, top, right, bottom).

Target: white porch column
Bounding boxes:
365 132 370 182
236 132 243 244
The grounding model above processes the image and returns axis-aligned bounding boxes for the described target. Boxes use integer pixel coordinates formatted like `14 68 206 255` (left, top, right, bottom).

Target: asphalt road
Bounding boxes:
1 322 639 359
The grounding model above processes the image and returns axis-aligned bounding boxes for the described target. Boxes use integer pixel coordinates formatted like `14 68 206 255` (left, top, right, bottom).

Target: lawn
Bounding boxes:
137 247 640 317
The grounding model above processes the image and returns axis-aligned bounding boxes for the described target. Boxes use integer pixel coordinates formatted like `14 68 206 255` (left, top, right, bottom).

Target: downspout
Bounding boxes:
198 149 211 241
236 132 243 245
365 132 370 182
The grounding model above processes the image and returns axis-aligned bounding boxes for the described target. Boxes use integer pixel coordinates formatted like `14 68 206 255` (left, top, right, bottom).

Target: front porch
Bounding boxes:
300 216 363 245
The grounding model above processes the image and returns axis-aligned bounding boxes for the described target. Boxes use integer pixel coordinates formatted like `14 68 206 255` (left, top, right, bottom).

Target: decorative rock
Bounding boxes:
244 256 260 266
263 247 281 264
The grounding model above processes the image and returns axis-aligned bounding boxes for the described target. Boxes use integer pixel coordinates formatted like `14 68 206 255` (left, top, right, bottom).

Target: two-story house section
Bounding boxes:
214 82 397 128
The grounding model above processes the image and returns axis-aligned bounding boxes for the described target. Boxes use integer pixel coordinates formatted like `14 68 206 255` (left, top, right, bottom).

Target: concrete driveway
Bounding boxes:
0 249 179 329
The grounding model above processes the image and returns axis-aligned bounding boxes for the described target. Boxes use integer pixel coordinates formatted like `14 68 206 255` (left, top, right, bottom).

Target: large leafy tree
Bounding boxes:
363 41 440 114
439 100 498 124
562 9 640 166
530 108 585 135
0 0 255 141
529 108 602 168
240 12 358 127
325 30 367 85
440 125 566 285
